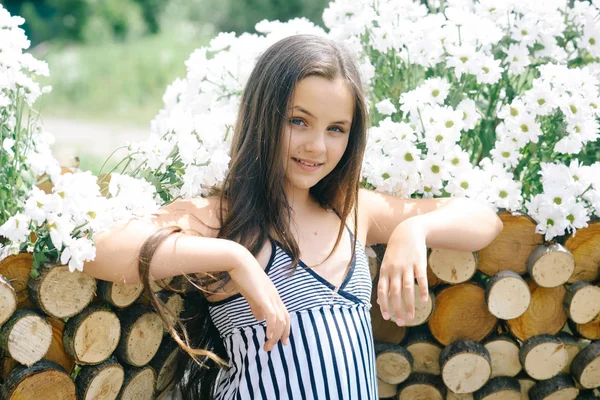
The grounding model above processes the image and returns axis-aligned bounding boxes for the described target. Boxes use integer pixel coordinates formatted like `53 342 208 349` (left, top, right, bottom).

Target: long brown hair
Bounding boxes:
139 34 369 399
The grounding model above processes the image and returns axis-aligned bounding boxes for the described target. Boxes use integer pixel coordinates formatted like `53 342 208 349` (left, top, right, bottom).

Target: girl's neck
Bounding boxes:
285 185 319 216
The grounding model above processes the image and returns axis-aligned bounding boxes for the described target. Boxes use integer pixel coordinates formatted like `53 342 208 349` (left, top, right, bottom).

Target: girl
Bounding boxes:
84 34 503 399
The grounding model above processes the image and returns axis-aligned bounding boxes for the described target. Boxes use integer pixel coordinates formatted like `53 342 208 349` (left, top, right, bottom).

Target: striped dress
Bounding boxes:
208 230 378 399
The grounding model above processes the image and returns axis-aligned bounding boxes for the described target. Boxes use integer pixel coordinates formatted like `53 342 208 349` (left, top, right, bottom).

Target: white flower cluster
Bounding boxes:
0 171 161 272
526 162 600 240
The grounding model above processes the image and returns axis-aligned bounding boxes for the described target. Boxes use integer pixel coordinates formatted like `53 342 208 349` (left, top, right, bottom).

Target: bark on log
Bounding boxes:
485 270 530 320
149 337 180 392
477 212 543 276
563 282 600 324
527 243 575 288
483 335 521 378
571 340 600 389
63 305 121 365
440 340 491 394
98 280 143 309
115 305 164 367
519 334 568 381
428 283 498 346
564 221 600 283
473 376 520 400
1 360 76 400
0 309 52 366
568 314 600 340
156 291 185 334
75 356 124 400
506 280 567 342
374 342 413 385
528 374 579 400
397 372 446 400
28 264 97 319
0 274 16 326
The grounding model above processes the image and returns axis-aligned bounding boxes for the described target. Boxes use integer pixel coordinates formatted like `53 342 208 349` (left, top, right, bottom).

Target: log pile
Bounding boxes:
370 212 600 399
0 249 184 400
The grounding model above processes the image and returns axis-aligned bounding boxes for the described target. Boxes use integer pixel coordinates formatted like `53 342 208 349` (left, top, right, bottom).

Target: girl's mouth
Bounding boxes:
292 158 323 171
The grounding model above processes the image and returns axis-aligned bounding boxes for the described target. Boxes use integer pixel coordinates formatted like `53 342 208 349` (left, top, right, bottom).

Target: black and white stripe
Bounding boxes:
208 231 378 399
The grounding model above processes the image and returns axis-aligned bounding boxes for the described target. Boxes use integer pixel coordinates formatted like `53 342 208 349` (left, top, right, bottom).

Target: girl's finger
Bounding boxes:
283 309 291 346
377 273 390 320
389 272 405 326
402 267 415 321
264 308 276 351
415 261 429 303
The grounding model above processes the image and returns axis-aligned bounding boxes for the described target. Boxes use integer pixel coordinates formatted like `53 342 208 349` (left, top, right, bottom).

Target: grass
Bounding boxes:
35 29 209 126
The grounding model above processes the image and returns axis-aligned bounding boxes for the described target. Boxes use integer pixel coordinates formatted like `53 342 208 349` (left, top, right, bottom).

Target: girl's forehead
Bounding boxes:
291 76 354 120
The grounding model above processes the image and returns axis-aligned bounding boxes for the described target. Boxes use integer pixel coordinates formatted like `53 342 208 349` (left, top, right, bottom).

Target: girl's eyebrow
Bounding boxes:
293 105 351 126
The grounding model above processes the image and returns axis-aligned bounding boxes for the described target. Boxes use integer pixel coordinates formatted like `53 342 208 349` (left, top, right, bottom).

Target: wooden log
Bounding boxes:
156 291 185 334
440 340 491 394
527 243 575 288
563 282 600 324
428 283 498 346
506 280 567 342
0 252 36 309
119 365 156 400
405 330 442 375
0 274 17 326
483 335 521 378
149 337 180 392
374 342 413 385
28 265 97 319
115 305 164 367
485 270 530 320
1 360 76 399
571 340 600 389
564 220 600 282
519 334 568 380
447 392 473 399
568 314 600 340
75 356 124 400
45 317 76 374
557 332 580 375
149 277 174 293
397 372 446 399
427 248 477 284
63 305 121 365
473 376 520 400
517 374 536 399
370 281 407 344
477 212 543 276
377 377 397 398
578 388 600 399
98 280 143 309
528 374 579 400
0 309 52 366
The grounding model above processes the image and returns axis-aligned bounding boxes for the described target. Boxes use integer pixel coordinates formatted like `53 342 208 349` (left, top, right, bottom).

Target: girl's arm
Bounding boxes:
360 188 503 326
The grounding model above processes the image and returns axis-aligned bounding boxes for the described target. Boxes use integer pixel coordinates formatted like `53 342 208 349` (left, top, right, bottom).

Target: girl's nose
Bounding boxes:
304 130 327 154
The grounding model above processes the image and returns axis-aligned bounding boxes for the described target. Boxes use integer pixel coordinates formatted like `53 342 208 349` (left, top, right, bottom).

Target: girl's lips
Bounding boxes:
292 158 322 172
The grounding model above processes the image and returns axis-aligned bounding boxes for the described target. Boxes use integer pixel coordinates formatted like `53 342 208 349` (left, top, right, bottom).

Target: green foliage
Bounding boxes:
36 30 207 125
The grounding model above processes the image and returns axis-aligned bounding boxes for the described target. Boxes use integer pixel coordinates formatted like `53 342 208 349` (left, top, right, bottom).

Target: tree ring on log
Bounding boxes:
440 340 491 394
98 280 143 309
485 270 530 320
428 248 477 284
0 309 52 366
119 366 156 400
519 334 567 380
527 244 575 288
28 265 97 318
484 335 521 378
564 282 600 324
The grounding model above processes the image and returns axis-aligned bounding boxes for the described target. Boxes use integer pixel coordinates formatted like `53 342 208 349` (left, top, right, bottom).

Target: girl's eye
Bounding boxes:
290 118 306 126
329 126 345 133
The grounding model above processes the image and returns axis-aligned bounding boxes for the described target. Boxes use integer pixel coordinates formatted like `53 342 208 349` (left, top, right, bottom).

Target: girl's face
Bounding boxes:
282 75 355 196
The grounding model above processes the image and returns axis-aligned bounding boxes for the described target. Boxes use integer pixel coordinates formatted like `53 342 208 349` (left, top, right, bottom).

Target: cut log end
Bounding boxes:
0 274 17 325
473 376 521 400
76 359 124 400
71 310 121 365
1 360 76 400
486 271 530 320
397 372 446 400
441 340 491 394
484 336 521 378
564 282 600 325
520 335 568 381
529 374 579 400
375 343 413 385
99 281 143 308
428 248 477 284
377 377 397 398
118 309 164 367
120 366 156 400
406 341 442 375
528 244 575 288
571 341 600 389
2 311 53 366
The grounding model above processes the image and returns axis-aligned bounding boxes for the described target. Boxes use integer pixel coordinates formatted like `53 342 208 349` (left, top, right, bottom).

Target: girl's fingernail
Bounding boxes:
382 312 389 320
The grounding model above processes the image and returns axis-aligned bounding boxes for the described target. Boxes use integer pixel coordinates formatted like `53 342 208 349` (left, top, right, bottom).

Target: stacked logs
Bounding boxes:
0 248 185 400
369 211 600 399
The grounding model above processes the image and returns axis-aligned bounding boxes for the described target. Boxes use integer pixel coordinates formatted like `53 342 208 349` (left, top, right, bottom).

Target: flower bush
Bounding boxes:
2 0 600 272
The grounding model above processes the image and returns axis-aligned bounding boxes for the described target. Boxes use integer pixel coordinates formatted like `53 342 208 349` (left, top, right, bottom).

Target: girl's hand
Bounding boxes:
228 248 290 352
377 217 429 326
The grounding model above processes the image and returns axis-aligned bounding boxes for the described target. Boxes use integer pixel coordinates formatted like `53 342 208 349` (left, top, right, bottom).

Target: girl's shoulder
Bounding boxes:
152 196 223 239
